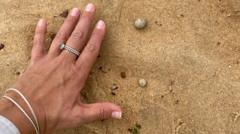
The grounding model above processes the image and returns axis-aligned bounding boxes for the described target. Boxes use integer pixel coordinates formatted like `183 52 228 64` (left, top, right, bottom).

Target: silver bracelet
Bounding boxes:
5 88 40 133
2 95 39 134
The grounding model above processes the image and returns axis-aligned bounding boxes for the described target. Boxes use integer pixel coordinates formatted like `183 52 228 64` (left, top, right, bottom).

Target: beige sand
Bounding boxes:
1 0 240 134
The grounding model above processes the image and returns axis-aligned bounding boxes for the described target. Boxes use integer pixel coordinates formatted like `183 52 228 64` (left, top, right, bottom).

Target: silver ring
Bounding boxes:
59 44 80 57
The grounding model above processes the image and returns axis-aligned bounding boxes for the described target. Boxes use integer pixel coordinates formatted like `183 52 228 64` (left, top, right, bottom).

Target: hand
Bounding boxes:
2 3 122 134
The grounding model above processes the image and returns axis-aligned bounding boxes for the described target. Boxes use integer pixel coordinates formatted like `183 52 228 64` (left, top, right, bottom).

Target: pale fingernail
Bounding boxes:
112 111 122 119
85 3 95 12
96 20 105 29
37 19 44 27
71 8 79 16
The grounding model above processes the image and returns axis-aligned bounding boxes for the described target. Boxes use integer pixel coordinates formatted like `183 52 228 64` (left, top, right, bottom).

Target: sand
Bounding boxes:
1 0 240 134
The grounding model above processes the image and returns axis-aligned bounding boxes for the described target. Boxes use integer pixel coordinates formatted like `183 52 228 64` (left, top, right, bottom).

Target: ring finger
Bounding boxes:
60 3 96 61
48 8 81 57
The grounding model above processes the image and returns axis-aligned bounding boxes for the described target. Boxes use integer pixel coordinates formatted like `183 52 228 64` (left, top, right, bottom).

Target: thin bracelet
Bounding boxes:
2 95 39 134
5 88 40 133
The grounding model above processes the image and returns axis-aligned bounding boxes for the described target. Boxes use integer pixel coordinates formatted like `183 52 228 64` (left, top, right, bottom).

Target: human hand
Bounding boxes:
1 3 122 134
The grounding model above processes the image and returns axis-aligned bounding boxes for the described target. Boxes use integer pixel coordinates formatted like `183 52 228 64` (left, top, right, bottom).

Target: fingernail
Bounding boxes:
96 20 105 29
85 3 95 12
112 111 122 119
71 8 79 16
37 19 44 27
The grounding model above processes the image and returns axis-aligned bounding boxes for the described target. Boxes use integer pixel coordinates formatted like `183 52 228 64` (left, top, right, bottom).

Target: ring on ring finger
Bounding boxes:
59 43 80 57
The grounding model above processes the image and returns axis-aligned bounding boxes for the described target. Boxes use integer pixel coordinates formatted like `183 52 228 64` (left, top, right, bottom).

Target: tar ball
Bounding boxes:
134 18 147 29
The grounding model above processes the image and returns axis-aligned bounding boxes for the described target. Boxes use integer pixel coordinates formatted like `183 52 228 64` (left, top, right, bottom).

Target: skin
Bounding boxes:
0 3 122 134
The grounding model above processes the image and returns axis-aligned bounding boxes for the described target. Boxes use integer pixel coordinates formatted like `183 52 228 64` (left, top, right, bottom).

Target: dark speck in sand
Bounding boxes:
50 33 56 41
0 43 5 50
16 71 21 75
120 72 127 79
60 9 69 18
111 92 116 96
128 123 142 134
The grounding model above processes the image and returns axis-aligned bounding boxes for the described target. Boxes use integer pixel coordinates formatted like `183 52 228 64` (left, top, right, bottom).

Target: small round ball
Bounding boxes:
134 18 147 29
138 79 147 87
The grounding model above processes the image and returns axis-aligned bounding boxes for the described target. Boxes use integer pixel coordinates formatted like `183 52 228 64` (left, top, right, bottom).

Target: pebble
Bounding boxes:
111 84 118 90
16 71 21 75
120 72 127 79
180 14 184 17
98 66 107 73
60 9 69 18
138 79 147 87
111 91 116 96
134 18 147 29
0 43 4 50
111 84 118 96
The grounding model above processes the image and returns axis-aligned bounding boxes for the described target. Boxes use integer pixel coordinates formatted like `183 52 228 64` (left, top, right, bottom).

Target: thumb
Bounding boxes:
78 102 122 123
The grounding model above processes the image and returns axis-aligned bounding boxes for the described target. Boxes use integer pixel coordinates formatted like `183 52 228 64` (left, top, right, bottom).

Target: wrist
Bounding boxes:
0 97 35 134
14 82 56 134
13 83 52 134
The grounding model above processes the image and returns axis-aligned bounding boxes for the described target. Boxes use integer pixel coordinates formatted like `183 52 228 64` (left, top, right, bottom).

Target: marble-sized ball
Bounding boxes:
139 79 148 87
134 18 147 29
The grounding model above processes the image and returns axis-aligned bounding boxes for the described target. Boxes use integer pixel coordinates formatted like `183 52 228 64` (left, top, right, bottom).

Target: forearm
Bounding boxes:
0 98 35 134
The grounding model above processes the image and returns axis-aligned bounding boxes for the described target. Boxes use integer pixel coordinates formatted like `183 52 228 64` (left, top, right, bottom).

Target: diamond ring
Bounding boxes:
59 44 80 57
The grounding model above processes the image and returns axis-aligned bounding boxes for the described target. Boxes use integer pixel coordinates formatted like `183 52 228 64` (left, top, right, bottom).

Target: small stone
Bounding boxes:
0 43 5 50
60 9 69 18
120 72 127 79
128 128 133 132
134 18 147 29
98 66 107 73
135 123 142 129
138 79 147 87
111 84 118 90
111 91 116 96
16 71 21 75
110 84 118 95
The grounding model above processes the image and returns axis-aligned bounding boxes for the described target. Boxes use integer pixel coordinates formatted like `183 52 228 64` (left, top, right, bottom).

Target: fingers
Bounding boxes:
74 102 122 124
31 19 47 64
75 20 106 77
61 3 96 61
48 8 81 57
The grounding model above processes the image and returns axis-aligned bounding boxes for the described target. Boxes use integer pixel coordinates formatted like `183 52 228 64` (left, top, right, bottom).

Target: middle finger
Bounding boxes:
48 8 81 57
61 3 96 61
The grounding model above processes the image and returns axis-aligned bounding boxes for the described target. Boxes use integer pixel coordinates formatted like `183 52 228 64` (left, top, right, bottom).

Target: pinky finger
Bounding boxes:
31 19 47 64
